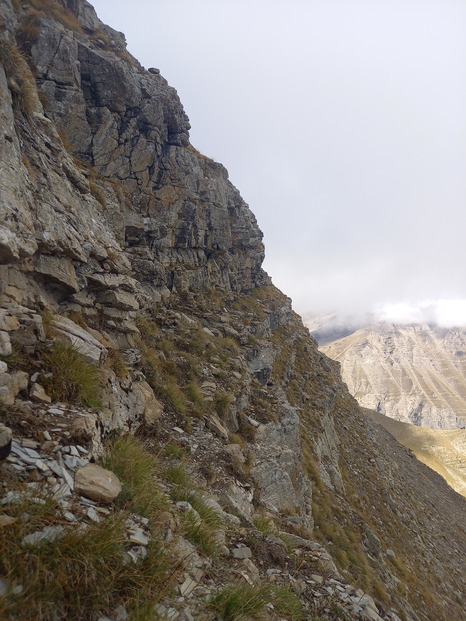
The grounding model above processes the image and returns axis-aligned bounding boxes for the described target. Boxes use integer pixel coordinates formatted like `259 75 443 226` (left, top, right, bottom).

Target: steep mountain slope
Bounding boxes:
321 323 466 429
0 2 465 620
366 410 466 497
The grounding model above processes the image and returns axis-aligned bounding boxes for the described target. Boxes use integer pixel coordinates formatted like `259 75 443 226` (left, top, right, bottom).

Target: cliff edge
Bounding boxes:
0 2 464 620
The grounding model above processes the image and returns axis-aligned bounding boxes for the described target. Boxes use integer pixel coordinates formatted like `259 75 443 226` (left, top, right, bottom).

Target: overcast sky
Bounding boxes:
91 0 466 325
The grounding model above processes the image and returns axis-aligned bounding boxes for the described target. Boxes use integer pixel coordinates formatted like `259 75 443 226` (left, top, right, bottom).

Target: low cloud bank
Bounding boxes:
376 299 466 328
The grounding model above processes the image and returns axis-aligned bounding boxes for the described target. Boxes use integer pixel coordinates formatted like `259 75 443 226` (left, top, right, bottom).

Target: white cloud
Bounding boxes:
377 299 466 327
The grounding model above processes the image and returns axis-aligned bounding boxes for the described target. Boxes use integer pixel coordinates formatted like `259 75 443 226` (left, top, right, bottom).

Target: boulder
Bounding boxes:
0 424 12 460
74 464 122 504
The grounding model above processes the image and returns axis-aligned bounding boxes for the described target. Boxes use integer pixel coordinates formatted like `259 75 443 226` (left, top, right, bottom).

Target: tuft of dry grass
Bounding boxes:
42 341 102 408
0 43 38 118
0 493 168 620
106 348 129 378
165 464 224 556
101 435 166 518
207 582 303 621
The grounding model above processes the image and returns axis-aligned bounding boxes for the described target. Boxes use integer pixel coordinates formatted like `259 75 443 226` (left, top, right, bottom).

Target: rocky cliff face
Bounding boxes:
0 3 465 621
320 323 466 429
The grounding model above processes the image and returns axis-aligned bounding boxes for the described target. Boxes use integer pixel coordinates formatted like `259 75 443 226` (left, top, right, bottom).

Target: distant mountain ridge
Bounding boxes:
365 409 466 497
312 321 466 429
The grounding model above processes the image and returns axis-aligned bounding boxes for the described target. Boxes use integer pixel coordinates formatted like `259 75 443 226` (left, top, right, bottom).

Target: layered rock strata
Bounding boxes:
0 2 465 620
321 323 466 429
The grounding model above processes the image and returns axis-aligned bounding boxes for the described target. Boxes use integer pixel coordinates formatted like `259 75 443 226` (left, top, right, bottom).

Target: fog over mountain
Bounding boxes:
90 0 466 322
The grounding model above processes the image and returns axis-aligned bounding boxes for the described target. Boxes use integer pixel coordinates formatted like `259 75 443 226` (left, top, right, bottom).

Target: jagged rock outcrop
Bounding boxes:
0 2 465 621
320 323 466 429
0 0 265 315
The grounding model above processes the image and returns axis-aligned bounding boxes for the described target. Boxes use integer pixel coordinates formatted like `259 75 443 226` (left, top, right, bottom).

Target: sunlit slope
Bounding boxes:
321 323 466 429
365 409 466 497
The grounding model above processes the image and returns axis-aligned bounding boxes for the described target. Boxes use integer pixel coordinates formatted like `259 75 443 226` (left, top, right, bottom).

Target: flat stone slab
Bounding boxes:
232 546 252 559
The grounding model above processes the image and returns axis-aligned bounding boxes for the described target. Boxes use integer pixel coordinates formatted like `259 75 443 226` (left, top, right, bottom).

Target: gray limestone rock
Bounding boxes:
250 401 313 528
22 525 66 546
231 546 252 559
50 316 107 363
33 255 79 293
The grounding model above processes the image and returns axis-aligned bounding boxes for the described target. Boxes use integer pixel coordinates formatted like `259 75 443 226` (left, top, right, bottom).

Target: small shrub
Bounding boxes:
42 341 101 408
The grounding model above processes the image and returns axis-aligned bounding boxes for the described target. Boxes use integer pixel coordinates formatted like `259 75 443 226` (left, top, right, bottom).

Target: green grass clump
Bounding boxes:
272 586 304 620
187 381 203 403
164 380 186 414
207 583 271 620
215 391 231 416
42 341 101 408
135 315 159 340
165 465 223 555
0 501 168 620
253 514 277 536
106 348 129 378
101 435 165 518
0 342 25 370
207 583 302 620
164 443 184 459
